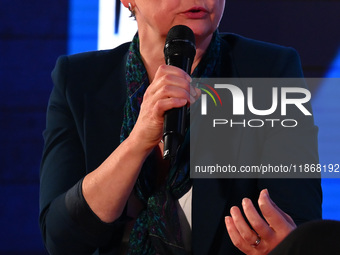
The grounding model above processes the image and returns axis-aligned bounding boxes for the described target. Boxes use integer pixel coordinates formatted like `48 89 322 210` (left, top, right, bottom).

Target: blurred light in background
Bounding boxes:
68 0 136 54
312 47 340 220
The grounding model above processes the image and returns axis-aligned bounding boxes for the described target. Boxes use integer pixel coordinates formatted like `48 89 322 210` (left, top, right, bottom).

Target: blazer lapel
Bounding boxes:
191 113 244 254
83 50 128 172
191 35 244 254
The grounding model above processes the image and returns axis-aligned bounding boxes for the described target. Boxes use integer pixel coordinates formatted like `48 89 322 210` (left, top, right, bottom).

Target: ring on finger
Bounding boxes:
251 235 261 248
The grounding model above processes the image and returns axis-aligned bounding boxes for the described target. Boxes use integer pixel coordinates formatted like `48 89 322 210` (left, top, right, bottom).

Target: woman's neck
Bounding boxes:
139 35 165 82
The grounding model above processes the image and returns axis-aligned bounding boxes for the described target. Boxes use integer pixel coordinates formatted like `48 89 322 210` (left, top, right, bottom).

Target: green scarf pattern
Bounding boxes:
120 31 222 254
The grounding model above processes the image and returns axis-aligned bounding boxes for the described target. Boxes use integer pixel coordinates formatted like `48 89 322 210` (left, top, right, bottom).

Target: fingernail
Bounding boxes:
230 206 237 215
190 85 197 97
242 198 250 206
179 98 187 105
190 95 195 104
195 88 201 96
265 189 270 197
262 189 269 198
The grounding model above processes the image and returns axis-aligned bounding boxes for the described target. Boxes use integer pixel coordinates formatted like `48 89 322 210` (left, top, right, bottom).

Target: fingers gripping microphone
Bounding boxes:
163 25 196 160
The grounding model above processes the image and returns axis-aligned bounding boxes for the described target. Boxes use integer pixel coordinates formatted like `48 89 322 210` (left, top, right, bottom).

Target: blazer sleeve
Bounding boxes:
39 56 124 255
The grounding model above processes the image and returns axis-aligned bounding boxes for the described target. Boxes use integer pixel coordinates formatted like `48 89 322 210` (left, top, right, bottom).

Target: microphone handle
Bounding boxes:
163 54 192 160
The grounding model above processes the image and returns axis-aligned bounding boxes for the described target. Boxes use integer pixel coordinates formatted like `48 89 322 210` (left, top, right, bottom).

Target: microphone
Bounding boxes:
163 25 196 160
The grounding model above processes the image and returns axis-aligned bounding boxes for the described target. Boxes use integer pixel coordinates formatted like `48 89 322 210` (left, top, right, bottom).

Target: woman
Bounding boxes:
39 0 321 254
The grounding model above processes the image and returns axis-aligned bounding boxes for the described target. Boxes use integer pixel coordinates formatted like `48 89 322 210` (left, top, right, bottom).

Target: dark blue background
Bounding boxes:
1 0 339 253
1 1 67 254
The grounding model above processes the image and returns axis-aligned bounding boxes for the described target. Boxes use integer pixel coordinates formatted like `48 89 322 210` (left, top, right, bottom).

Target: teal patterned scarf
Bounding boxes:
120 31 222 254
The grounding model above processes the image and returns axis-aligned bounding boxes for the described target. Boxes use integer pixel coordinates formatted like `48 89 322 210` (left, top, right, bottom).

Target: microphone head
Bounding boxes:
164 25 196 61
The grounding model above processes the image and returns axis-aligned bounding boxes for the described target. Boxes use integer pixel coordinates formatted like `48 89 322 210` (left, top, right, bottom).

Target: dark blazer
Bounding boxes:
39 33 322 255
